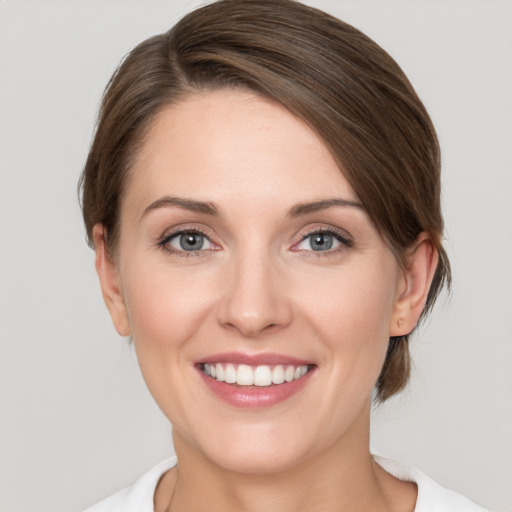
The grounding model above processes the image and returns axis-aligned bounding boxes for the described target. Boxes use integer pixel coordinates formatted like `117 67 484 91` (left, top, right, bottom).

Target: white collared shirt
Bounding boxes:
84 455 488 512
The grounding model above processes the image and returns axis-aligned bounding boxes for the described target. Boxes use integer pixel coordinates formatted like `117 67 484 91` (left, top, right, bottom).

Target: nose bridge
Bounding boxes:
217 241 291 337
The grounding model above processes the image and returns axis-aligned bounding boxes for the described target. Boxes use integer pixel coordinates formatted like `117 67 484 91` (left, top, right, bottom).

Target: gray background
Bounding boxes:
1 1 511 510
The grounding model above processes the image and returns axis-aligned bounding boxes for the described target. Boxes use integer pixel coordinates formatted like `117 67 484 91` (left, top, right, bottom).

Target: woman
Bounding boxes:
80 0 487 510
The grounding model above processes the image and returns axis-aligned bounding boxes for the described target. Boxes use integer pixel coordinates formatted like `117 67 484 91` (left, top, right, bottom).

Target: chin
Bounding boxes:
176 419 316 475
207 441 309 475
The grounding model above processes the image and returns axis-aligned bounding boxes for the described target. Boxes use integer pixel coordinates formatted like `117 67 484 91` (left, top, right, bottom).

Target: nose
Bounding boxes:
216 250 292 338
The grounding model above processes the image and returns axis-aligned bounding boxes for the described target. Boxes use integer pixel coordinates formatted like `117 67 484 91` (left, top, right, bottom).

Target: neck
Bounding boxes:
171 442 378 512
158 406 416 512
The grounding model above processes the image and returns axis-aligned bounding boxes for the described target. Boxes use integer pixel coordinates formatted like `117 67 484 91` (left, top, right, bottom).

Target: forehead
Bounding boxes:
123 89 357 216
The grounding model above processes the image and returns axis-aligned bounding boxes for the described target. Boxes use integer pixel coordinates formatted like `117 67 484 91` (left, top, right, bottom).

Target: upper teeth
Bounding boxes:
203 363 310 387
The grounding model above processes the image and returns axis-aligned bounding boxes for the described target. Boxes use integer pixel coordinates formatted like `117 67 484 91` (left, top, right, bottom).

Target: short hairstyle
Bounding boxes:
79 0 451 401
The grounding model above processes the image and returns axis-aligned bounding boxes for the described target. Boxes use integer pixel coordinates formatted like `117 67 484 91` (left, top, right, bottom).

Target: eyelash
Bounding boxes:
156 226 353 258
157 228 215 258
293 227 353 255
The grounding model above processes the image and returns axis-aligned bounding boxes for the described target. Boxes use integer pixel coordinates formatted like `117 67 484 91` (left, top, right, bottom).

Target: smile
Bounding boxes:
202 363 311 387
197 353 316 408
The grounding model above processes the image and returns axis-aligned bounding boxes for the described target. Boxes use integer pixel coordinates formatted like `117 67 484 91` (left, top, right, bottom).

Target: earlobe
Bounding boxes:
92 224 131 337
390 233 439 337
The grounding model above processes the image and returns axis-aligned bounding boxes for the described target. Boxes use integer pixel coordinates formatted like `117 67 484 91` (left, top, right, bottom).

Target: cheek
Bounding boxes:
300 260 397 335
296 261 398 388
119 257 222 423
123 261 218 349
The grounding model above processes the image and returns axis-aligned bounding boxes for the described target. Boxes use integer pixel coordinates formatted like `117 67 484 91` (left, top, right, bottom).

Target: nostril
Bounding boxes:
222 320 281 338
216 286 293 337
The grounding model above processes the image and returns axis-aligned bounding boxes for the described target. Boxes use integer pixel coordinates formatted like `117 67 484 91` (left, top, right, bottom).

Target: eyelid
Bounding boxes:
156 225 221 255
291 225 353 252
154 223 353 256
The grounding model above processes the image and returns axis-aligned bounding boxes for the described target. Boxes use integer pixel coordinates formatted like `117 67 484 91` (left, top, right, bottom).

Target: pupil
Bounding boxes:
311 233 333 251
180 233 203 251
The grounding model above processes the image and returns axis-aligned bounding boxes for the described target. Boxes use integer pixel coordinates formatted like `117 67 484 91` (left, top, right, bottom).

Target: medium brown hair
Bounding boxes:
79 0 451 401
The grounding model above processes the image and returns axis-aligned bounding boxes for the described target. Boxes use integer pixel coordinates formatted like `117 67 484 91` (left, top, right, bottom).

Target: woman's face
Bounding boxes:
99 89 409 473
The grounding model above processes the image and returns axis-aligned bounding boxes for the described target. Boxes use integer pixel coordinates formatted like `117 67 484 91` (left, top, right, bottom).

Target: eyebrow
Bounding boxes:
141 196 363 220
287 198 364 217
142 196 221 219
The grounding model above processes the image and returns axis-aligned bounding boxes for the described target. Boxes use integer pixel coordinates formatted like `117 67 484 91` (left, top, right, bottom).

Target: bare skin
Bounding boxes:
154 424 417 512
95 89 436 512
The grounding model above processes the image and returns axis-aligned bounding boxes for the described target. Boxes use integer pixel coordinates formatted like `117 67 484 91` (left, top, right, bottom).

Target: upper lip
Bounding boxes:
197 352 314 366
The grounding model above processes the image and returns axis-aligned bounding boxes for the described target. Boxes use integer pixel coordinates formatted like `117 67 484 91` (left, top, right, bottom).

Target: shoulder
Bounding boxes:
373 455 488 512
83 456 177 512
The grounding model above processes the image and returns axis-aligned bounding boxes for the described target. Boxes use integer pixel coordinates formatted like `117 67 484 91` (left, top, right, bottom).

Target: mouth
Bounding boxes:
200 362 314 387
196 354 316 408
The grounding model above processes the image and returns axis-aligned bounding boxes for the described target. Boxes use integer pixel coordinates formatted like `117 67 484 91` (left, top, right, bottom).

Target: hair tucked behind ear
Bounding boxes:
375 337 410 402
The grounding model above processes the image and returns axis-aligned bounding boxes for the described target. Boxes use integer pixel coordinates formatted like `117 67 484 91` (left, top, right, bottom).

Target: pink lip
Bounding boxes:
197 352 313 366
195 352 316 409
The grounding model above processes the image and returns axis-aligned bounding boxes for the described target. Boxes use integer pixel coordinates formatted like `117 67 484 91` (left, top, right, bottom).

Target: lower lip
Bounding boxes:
198 368 315 408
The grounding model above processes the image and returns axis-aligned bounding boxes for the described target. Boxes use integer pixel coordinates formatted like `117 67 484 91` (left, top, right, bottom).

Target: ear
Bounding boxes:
389 232 439 336
92 224 131 336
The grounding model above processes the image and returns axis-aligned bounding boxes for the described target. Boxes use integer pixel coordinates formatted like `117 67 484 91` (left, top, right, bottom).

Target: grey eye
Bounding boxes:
297 232 340 252
309 233 334 251
168 232 213 251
